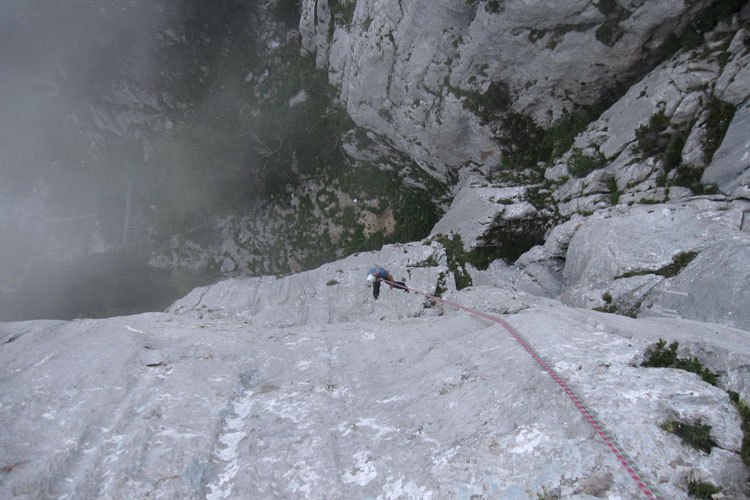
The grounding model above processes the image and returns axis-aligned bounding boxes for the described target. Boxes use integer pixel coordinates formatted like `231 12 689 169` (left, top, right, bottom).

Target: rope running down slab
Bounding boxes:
384 280 662 500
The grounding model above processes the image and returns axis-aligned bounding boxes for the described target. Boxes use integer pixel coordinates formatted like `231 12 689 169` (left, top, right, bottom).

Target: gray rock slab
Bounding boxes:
702 102 750 197
2 303 749 499
169 241 452 327
562 200 743 289
430 177 530 249
640 238 750 332
559 200 750 330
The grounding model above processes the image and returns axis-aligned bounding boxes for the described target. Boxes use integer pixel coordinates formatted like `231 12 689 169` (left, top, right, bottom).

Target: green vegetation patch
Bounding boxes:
634 109 671 159
498 112 547 170
657 251 699 278
594 0 631 47
688 480 723 499
328 0 356 30
606 177 621 204
592 303 637 318
465 0 504 14
413 255 440 268
703 97 736 164
644 340 750 479
529 23 596 50
434 234 474 290
500 100 617 173
455 80 619 176
434 271 449 297
662 420 717 453
728 391 750 468
640 97 734 195
455 81 511 125
567 147 607 178
658 0 746 59
430 225 546 290
616 251 698 280
642 339 718 386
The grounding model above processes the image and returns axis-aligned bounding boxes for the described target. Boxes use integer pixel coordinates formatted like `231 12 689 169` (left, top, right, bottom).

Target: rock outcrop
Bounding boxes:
300 0 721 177
3 3 750 498
557 198 750 330
703 101 750 198
2 249 749 498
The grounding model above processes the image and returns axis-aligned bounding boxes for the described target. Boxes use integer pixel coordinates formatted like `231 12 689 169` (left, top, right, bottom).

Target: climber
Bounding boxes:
367 267 409 300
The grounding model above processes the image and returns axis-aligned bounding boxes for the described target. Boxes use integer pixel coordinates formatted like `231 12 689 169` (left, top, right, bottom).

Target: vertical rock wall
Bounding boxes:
300 0 714 178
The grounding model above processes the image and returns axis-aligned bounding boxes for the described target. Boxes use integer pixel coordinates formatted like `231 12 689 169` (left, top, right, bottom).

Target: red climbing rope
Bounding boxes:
386 280 662 500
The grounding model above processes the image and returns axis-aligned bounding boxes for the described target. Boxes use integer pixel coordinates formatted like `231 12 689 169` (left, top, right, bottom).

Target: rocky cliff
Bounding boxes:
2 2 750 497
2 239 749 498
300 0 744 177
4 0 750 322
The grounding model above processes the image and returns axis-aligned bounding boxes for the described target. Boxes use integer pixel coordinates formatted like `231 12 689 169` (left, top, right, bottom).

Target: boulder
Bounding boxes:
428 175 546 258
429 177 528 247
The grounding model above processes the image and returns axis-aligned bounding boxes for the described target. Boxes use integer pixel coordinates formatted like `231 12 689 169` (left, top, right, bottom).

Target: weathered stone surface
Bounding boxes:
545 19 748 219
640 238 750 331
558 193 610 217
668 186 694 201
5 5 750 499
613 157 658 191
560 199 750 331
583 51 719 162
470 257 564 299
618 187 668 205
429 175 536 249
566 273 665 313
681 120 709 168
702 102 750 197
299 0 717 178
170 241 453 326
2 285 749 499
714 27 750 106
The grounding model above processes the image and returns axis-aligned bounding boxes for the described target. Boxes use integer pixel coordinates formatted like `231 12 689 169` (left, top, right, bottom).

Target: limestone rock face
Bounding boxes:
544 18 749 218
2 278 749 499
299 0 713 177
703 102 750 199
170 240 453 326
640 237 750 331
429 175 534 247
559 198 750 331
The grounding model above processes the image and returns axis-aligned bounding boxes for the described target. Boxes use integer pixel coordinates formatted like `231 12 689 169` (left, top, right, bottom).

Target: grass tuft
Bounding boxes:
687 480 722 499
661 420 717 453
728 391 750 468
642 339 718 385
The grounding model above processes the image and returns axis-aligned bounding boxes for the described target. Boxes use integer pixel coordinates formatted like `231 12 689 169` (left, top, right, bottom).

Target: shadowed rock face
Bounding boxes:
2 245 749 498
703 102 750 198
300 0 716 177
